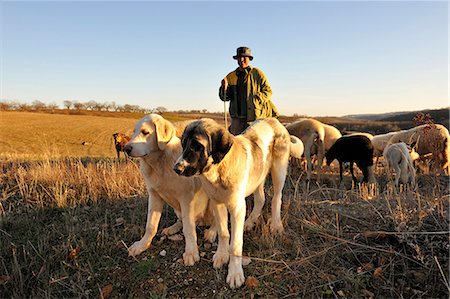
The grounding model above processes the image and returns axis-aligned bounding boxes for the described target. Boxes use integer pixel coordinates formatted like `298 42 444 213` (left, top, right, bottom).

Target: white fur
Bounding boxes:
383 142 417 187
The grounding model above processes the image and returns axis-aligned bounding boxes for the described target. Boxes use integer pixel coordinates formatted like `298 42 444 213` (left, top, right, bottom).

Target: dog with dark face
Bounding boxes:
174 118 303 288
112 132 131 160
123 114 215 266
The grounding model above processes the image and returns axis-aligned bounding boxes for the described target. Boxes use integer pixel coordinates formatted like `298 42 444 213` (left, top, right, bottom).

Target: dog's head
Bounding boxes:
173 119 233 177
113 132 131 147
124 114 175 157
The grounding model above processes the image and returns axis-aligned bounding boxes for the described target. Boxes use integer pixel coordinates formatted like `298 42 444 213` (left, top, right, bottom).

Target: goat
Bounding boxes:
383 142 418 188
286 118 342 181
325 135 376 184
112 132 131 160
387 124 450 173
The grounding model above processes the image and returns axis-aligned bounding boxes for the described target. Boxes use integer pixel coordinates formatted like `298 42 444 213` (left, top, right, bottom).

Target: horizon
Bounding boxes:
1 1 449 117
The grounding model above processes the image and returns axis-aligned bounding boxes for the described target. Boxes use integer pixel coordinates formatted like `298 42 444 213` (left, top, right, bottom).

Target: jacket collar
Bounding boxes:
235 65 252 76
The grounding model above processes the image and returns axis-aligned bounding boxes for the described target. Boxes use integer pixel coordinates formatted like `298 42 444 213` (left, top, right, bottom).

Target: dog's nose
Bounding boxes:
173 162 185 175
124 144 132 156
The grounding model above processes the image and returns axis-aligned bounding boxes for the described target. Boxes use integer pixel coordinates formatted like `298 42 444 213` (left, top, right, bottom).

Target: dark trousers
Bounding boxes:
229 117 249 135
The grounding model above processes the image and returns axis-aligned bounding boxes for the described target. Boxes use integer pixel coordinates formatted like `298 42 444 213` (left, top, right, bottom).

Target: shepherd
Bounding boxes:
219 46 279 135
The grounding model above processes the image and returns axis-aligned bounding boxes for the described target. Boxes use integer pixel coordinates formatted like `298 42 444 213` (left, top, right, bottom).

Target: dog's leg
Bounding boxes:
204 222 217 243
180 200 200 266
203 203 218 243
212 202 230 269
244 183 265 231
226 196 246 289
161 210 182 236
269 160 288 233
128 190 164 257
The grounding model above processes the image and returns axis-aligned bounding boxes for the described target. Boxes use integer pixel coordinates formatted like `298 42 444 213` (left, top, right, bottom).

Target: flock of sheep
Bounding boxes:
285 118 450 188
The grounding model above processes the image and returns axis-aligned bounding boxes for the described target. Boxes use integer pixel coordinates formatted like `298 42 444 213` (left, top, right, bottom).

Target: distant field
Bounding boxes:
0 112 144 159
1 110 446 160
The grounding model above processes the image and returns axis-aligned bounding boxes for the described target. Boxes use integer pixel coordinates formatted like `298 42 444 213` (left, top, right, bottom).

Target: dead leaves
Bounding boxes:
100 284 113 299
245 276 259 288
67 245 80 261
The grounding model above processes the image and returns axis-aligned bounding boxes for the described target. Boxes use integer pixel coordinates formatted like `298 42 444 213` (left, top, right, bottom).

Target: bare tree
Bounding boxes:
154 106 167 114
32 100 47 111
73 102 85 110
85 100 97 110
63 100 73 110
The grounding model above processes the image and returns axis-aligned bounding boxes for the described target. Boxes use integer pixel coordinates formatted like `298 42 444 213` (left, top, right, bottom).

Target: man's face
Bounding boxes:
237 56 250 69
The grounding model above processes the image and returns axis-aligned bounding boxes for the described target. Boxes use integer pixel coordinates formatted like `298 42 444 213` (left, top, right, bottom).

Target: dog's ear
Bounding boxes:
210 126 233 163
153 117 175 150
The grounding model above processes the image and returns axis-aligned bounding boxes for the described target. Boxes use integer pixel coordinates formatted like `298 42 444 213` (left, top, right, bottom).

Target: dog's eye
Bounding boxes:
190 141 203 151
141 130 149 136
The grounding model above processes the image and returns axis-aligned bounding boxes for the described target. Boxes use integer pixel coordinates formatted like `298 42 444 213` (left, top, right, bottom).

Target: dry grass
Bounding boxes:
0 111 448 298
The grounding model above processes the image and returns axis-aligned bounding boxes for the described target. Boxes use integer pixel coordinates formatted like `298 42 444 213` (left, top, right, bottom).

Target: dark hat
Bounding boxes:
233 47 253 61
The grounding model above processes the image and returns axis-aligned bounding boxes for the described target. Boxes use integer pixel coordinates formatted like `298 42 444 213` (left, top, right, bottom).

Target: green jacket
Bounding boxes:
219 66 279 122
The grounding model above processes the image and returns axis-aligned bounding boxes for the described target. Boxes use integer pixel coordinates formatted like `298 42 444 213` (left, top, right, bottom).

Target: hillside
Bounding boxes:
344 107 449 127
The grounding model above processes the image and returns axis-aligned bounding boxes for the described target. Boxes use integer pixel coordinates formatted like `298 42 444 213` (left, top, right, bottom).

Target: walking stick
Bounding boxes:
223 81 228 130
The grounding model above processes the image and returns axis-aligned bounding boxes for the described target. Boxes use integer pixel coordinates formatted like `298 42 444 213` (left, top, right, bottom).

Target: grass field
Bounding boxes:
0 111 449 298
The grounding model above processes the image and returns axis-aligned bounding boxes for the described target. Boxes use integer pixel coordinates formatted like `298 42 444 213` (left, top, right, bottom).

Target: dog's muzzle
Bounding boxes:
173 158 189 176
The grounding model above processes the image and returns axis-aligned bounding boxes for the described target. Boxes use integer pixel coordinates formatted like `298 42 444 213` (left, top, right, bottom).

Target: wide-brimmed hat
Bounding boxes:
233 47 253 61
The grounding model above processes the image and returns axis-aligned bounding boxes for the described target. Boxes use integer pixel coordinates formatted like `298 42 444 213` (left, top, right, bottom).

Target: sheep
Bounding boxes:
325 135 376 184
344 131 374 140
383 142 418 188
387 124 450 173
286 118 342 181
112 132 131 161
371 132 397 158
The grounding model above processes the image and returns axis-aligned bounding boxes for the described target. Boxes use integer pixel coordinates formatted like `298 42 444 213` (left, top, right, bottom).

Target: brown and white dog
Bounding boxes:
173 118 303 288
123 114 215 265
112 132 131 160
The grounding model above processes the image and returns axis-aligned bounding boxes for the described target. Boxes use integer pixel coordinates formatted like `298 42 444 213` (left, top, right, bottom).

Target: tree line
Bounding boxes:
0 100 171 114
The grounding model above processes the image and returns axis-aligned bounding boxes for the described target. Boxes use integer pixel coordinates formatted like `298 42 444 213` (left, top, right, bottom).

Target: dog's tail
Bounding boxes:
289 135 304 159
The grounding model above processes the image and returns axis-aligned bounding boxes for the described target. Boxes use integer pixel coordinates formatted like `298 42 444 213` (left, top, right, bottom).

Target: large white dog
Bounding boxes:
173 118 303 288
124 114 215 265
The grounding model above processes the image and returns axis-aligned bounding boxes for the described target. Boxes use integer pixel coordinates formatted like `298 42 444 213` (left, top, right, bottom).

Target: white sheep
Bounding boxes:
387 124 450 173
345 131 374 140
371 132 397 158
383 142 418 188
286 118 342 181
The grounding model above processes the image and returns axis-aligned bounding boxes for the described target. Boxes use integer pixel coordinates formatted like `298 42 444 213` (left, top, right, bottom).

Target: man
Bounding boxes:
219 46 279 135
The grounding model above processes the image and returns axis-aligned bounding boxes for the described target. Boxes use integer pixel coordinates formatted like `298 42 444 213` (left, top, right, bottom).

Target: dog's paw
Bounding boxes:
244 219 256 231
212 251 229 269
128 241 150 257
270 222 284 234
204 228 217 243
226 268 245 289
183 250 200 266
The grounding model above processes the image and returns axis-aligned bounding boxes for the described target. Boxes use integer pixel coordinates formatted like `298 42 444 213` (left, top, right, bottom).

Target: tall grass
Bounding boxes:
1 157 145 211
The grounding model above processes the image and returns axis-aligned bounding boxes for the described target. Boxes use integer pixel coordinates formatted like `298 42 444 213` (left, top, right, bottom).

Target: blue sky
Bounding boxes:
1 1 448 117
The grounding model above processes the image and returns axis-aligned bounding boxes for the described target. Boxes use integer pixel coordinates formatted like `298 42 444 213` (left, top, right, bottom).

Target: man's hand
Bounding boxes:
221 78 228 91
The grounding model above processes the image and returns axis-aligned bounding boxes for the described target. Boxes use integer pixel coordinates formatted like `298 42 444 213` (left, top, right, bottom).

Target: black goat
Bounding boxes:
325 135 375 184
